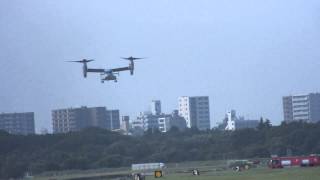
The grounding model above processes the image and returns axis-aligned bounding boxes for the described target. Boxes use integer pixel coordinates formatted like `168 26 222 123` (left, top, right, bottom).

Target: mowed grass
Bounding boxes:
31 160 320 180
150 167 320 180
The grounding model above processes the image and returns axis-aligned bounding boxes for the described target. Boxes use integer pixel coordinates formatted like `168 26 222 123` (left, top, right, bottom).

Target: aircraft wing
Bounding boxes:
87 68 105 73
111 67 130 72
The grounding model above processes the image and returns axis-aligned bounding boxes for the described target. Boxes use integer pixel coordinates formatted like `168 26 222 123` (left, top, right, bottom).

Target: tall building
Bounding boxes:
0 112 35 135
134 112 160 131
283 96 293 123
89 107 109 128
52 106 120 133
178 96 211 130
134 110 187 133
151 100 162 115
283 93 320 123
158 117 170 133
121 116 130 132
106 110 120 130
158 110 187 133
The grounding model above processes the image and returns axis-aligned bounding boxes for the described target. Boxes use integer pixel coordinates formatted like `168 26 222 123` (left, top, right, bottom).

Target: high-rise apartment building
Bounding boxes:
121 116 130 132
158 110 187 133
106 110 120 130
133 110 187 133
151 100 162 115
178 96 211 130
0 112 35 135
283 93 320 123
134 112 160 131
52 106 120 133
89 107 110 128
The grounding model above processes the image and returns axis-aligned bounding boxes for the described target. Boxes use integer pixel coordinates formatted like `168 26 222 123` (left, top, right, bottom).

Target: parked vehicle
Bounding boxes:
132 163 165 171
269 155 320 168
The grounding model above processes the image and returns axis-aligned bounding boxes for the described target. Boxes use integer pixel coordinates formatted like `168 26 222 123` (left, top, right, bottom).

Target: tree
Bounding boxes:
257 117 265 130
1 124 320 178
257 118 272 130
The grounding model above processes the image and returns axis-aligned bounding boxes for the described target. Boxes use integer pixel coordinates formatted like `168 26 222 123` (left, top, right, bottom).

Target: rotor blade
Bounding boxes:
120 57 147 60
65 59 94 63
65 60 83 63
132 57 146 60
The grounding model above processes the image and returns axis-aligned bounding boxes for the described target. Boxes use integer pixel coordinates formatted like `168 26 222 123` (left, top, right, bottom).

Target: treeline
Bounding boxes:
1 121 320 179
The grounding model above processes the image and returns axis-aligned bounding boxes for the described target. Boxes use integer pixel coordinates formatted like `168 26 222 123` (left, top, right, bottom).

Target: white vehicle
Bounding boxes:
131 163 165 171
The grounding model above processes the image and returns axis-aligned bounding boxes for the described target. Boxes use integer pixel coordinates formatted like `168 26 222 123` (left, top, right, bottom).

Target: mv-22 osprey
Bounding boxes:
67 57 144 83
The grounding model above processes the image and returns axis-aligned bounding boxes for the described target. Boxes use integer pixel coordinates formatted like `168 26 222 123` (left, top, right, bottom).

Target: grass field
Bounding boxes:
30 160 320 180
149 167 320 180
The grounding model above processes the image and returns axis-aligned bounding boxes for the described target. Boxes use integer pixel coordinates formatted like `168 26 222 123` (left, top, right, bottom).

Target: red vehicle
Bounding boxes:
269 155 320 168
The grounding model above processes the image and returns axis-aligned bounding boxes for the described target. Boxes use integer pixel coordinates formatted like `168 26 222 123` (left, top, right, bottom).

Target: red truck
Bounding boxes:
269 155 320 168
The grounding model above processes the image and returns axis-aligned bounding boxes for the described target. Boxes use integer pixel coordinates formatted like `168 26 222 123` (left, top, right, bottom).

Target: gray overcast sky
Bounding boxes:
0 0 320 132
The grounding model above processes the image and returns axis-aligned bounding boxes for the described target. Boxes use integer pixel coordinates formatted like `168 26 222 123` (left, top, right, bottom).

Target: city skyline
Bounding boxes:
2 91 320 134
1 1 320 132
2 92 320 133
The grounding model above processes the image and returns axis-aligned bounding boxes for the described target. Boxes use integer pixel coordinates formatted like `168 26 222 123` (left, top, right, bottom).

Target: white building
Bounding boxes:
158 110 187 133
178 96 211 130
133 110 187 133
225 110 236 131
133 112 159 131
283 93 320 123
158 117 170 133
